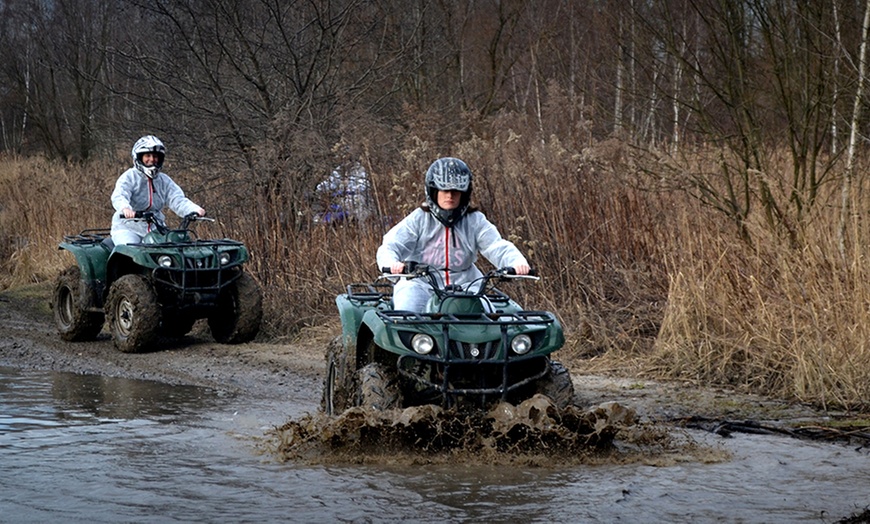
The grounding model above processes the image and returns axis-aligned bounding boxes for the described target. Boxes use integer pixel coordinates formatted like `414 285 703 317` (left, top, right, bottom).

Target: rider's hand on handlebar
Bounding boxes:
390 261 405 275
122 207 136 219
513 263 530 276
195 207 206 216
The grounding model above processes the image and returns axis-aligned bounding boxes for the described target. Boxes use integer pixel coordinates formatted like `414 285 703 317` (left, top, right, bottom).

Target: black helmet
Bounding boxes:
132 135 166 179
424 157 472 226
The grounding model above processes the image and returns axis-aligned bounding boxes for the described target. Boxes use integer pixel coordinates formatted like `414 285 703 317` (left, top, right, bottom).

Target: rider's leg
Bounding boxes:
392 279 432 312
110 229 142 246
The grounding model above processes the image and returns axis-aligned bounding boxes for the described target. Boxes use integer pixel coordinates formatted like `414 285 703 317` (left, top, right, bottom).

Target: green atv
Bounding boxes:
322 263 573 414
52 211 262 353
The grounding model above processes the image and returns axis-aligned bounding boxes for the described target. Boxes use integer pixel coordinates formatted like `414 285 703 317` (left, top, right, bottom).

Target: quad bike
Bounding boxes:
322 263 574 414
52 211 262 353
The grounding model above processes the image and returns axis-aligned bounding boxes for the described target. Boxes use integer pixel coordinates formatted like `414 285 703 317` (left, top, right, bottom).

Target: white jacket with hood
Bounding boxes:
111 168 201 241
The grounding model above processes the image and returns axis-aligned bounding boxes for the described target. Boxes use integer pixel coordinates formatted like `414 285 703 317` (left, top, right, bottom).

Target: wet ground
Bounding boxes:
2 284 870 522
3 366 870 523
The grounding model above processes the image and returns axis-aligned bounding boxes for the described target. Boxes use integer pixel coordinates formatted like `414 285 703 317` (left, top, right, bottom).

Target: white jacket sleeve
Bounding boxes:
160 174 201 217
376 210 423 268
473 213 529 268
111 171 135 212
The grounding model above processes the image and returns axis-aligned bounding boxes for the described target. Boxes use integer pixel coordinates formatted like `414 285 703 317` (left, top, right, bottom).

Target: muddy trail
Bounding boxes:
0 282 870 444
3 282 870 470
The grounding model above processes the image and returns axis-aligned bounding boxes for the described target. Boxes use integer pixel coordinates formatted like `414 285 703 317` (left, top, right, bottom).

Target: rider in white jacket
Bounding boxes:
377 157 530 311
111 135 205 245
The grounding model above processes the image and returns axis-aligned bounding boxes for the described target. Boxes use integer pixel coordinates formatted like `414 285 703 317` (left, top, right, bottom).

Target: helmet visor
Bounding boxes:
430 166 470 192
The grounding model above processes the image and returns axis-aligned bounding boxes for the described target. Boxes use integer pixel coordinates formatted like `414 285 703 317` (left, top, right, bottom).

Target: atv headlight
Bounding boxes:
219 252 232 265
157 255 173 268
411 334 435 355
510 334 532 355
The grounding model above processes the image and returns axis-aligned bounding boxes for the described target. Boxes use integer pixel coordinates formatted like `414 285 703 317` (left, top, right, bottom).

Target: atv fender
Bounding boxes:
336 294 388 369
109 243 159 268
106 251 145 290
58 242 111 309
361 308 405 355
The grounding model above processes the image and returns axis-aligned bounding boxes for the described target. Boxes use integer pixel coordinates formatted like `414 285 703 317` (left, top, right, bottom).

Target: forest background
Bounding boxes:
2 0 870 411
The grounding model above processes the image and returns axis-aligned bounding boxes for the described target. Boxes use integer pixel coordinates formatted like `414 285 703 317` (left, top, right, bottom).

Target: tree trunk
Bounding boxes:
839 0 870 259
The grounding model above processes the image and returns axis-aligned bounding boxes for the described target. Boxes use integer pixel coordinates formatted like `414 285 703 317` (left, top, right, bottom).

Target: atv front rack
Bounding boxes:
143 239 247 304
345 281 516 306
380 309 558 405
376 309 556 325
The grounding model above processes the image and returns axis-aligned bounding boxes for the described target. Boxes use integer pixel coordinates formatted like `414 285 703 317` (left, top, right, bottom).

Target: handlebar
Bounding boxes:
119 211 214 229
378 262 540 296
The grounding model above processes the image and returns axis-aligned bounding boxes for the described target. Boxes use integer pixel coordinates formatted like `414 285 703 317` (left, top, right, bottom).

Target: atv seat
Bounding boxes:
101 237 115 251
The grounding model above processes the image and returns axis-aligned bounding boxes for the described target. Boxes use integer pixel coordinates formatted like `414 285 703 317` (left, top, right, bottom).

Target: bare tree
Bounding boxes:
839 0 870 258
625 0 849 244
0 0 118 160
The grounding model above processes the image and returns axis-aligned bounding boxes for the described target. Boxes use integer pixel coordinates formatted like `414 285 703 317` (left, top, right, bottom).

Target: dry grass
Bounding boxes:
651 208 870 411
2 117 870 411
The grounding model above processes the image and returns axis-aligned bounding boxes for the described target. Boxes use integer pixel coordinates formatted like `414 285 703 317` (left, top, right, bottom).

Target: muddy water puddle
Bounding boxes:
1 366 869 523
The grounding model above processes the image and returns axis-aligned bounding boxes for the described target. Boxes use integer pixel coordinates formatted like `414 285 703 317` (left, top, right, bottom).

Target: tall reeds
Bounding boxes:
2 121 869 410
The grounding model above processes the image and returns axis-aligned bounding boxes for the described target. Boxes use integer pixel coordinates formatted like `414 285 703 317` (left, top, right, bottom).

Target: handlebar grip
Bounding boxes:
382 261 420 275
502 267 537 276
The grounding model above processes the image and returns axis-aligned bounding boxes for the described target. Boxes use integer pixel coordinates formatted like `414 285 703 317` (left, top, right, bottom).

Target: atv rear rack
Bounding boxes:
345 282 394 302
63 229 111 245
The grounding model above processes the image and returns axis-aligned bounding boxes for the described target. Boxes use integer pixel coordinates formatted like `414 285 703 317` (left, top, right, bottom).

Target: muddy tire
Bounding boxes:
106 274 161 353
208 272 262 344
537 360 575 409
321 336 355 415
52 266 104 341
357 362 402 411
162 315 196 338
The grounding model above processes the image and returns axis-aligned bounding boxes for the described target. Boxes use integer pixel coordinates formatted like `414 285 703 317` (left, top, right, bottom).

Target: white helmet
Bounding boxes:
132 135 166 179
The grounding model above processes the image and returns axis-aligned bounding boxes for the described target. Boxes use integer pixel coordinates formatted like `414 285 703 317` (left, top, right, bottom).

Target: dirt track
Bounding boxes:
0 281 834 430
0 282 324 407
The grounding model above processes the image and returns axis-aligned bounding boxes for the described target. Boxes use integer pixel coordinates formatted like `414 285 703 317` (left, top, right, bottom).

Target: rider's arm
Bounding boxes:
111 171 136 216
473 213 530 271
160 174 206 217
376 210 423 272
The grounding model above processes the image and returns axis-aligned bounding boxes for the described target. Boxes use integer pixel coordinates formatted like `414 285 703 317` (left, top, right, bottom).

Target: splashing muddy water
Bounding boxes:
266 395 727 468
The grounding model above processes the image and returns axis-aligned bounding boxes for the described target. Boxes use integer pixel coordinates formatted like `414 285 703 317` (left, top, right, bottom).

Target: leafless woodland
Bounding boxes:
3 0 870 410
